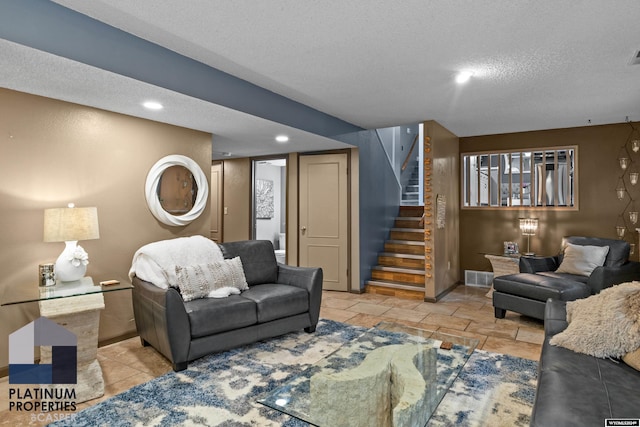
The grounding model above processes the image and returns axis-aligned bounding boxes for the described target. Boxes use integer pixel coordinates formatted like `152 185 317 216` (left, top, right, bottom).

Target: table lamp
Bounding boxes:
44 203 100 282
519 218 538 256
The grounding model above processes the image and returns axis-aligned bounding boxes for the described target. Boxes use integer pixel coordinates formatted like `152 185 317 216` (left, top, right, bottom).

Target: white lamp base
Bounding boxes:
54 241 88 282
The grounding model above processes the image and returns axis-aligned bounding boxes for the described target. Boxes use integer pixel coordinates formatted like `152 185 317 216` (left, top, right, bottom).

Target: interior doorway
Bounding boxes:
251 158 287 263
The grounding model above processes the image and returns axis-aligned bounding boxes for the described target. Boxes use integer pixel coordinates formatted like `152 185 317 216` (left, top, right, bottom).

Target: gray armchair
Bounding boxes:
493 236 640 320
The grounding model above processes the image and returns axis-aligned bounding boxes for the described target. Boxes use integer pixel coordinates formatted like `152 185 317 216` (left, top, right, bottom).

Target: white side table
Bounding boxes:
484 253 521 298
2 276 132 403
38 290 105 403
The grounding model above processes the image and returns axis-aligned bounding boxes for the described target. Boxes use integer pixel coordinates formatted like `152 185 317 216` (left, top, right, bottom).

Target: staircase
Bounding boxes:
365 206 426 300
401 160 420 206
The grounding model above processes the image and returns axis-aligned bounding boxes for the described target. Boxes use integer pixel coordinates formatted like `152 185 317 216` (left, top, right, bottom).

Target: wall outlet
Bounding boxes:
224 207 228 215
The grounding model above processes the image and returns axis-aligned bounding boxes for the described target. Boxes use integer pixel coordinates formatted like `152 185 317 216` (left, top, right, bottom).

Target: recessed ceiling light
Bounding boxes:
142 101 163 110
275 135 289 143
455 71 473 84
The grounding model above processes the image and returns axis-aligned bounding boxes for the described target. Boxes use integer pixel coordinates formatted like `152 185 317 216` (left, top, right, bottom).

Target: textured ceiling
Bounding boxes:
5 1 640 156
0 38 352 158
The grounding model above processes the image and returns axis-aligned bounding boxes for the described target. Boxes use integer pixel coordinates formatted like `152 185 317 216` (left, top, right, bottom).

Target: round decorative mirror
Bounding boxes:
145 155 209 226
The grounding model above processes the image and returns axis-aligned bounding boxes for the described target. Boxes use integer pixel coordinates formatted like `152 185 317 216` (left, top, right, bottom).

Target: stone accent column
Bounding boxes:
391 346 437 426
39 292 105 403
310 343 436 427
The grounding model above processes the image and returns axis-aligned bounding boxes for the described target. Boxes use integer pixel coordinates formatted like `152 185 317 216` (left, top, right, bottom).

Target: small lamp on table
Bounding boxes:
43 203 100 282
519 218 538 256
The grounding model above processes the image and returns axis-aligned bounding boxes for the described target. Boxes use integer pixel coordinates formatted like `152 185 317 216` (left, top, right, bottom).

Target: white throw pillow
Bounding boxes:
219 256 249 292
555 243 609 276
174 257 248 301
174 263 214 301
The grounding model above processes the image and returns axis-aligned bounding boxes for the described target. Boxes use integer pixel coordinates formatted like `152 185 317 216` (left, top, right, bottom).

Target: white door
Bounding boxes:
299 153 349 291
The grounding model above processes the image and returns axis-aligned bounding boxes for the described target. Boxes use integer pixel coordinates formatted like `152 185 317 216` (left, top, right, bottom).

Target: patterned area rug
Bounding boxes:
51 320 537 427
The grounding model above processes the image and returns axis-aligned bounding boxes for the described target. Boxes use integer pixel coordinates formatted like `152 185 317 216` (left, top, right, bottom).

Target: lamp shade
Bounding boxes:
43 206 100 242
519 218 538 236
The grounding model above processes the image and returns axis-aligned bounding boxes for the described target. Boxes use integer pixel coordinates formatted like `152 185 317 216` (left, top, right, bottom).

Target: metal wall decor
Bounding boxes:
615 120 640 255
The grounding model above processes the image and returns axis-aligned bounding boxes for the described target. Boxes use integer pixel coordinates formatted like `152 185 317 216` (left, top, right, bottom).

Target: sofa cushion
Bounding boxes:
185 295 257 338
536 271 588 284
555 243 609 276
493 273 590 302
219 240 278 286
241 284 309 323
533 341 640 426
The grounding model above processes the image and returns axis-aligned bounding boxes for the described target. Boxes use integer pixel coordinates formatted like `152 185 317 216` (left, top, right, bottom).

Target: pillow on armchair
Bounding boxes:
555 243 609 276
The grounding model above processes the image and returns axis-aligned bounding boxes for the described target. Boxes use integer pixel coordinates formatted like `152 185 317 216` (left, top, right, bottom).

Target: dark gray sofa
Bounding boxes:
493 236 640 320
530 299 640 426
131 240 323 371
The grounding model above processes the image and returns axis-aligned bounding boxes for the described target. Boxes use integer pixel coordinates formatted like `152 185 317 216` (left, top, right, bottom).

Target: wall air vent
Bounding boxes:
630 50 640 66
464 270 493 287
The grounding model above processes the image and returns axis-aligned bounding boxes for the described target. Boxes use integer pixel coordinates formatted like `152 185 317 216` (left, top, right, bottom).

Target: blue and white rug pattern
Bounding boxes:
51 320 537 427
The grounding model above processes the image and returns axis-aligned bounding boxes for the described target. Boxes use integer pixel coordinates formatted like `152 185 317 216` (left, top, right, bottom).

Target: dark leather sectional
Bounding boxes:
530 300 640 426
131 240 323 371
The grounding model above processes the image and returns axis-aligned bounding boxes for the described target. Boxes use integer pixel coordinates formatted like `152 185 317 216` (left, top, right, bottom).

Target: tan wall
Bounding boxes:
0 88 212 369
424 121 460 299
460 123 634 273
222 158 251 242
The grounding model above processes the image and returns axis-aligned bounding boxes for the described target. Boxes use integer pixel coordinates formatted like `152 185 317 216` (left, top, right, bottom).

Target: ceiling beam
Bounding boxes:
0 0 362 138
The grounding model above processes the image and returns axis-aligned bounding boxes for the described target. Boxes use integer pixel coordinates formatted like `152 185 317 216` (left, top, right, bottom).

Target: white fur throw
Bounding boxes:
550 281 640 358
128 235 224 288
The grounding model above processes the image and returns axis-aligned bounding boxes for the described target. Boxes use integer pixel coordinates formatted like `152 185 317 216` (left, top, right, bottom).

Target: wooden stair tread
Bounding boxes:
379 252 424 259
366 280 425 290
372 265 425 274
386 240 425 246
398 207 423 216
371 205 427 295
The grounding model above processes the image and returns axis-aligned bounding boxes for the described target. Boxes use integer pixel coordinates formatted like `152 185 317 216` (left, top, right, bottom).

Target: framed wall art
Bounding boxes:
256 179 274 219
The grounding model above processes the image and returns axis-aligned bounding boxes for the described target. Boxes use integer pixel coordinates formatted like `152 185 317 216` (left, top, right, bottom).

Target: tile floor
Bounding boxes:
0 285 543 426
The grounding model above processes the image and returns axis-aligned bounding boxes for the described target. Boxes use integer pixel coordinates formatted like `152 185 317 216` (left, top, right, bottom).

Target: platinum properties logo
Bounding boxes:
8 317 78 422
